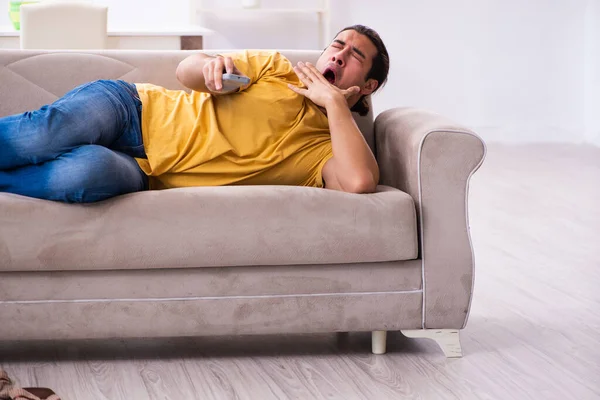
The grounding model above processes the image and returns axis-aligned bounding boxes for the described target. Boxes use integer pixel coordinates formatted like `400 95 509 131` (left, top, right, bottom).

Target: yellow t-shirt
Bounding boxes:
134 50 333 190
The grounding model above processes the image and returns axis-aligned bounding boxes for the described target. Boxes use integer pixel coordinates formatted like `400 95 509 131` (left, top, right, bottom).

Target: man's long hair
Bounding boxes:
335 25 390 116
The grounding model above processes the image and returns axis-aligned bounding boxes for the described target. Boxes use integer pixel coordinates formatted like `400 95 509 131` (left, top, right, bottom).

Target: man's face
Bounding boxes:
315 30 379 98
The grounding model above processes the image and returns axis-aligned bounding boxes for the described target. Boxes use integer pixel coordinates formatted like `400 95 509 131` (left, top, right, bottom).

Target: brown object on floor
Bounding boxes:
0 369 61 400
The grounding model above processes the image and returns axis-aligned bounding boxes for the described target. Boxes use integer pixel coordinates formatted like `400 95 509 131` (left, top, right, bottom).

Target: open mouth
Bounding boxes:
323 68 336 85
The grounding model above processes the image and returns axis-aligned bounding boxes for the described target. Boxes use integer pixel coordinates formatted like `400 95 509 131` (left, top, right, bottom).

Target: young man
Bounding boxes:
0 25 389 203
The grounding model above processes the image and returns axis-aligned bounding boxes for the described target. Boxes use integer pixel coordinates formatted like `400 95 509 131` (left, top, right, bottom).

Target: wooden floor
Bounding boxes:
1 143 599 399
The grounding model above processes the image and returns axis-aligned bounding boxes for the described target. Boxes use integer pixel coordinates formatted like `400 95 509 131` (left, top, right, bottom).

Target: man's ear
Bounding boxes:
361 78 378 96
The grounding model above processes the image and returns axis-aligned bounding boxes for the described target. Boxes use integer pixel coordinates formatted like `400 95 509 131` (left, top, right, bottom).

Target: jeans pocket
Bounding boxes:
109 81 146 159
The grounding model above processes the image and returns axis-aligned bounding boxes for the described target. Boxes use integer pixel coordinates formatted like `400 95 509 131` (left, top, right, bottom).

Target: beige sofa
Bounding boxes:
0 49 486 357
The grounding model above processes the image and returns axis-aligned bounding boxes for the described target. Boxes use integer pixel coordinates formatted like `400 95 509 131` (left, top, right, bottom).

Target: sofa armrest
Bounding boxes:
374 107 486 329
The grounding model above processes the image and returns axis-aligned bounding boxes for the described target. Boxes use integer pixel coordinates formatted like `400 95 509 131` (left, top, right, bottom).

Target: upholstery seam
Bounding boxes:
2 65 59 98
0 289 424 304
418 128 486 330
5 52 137 72
461 135 487 328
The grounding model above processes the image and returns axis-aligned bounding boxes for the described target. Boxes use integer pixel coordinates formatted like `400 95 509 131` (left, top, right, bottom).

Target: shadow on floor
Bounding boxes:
0 331 435 362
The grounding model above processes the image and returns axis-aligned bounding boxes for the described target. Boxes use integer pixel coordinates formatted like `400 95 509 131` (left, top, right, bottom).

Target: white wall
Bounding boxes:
0 1 9 25
1 0 598 145
347 0 588 145
99 0 191 27
195 0 324 50
585 0 600 146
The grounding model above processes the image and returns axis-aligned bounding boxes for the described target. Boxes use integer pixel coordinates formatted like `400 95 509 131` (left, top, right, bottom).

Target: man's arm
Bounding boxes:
321 98 379 193
288 62 379 194
176 53 243 93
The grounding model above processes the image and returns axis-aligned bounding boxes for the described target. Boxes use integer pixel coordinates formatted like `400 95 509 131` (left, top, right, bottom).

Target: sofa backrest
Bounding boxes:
0 49 375 153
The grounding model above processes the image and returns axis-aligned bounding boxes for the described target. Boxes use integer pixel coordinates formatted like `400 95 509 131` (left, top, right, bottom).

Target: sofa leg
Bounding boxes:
371 330 387 354
400 329 462 358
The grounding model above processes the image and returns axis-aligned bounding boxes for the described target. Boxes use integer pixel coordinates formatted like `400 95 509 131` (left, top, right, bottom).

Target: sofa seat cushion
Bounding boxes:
0 185 418 271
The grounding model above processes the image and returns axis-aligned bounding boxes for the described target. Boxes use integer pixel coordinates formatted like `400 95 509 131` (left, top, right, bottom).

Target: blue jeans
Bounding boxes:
0 80 148 203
